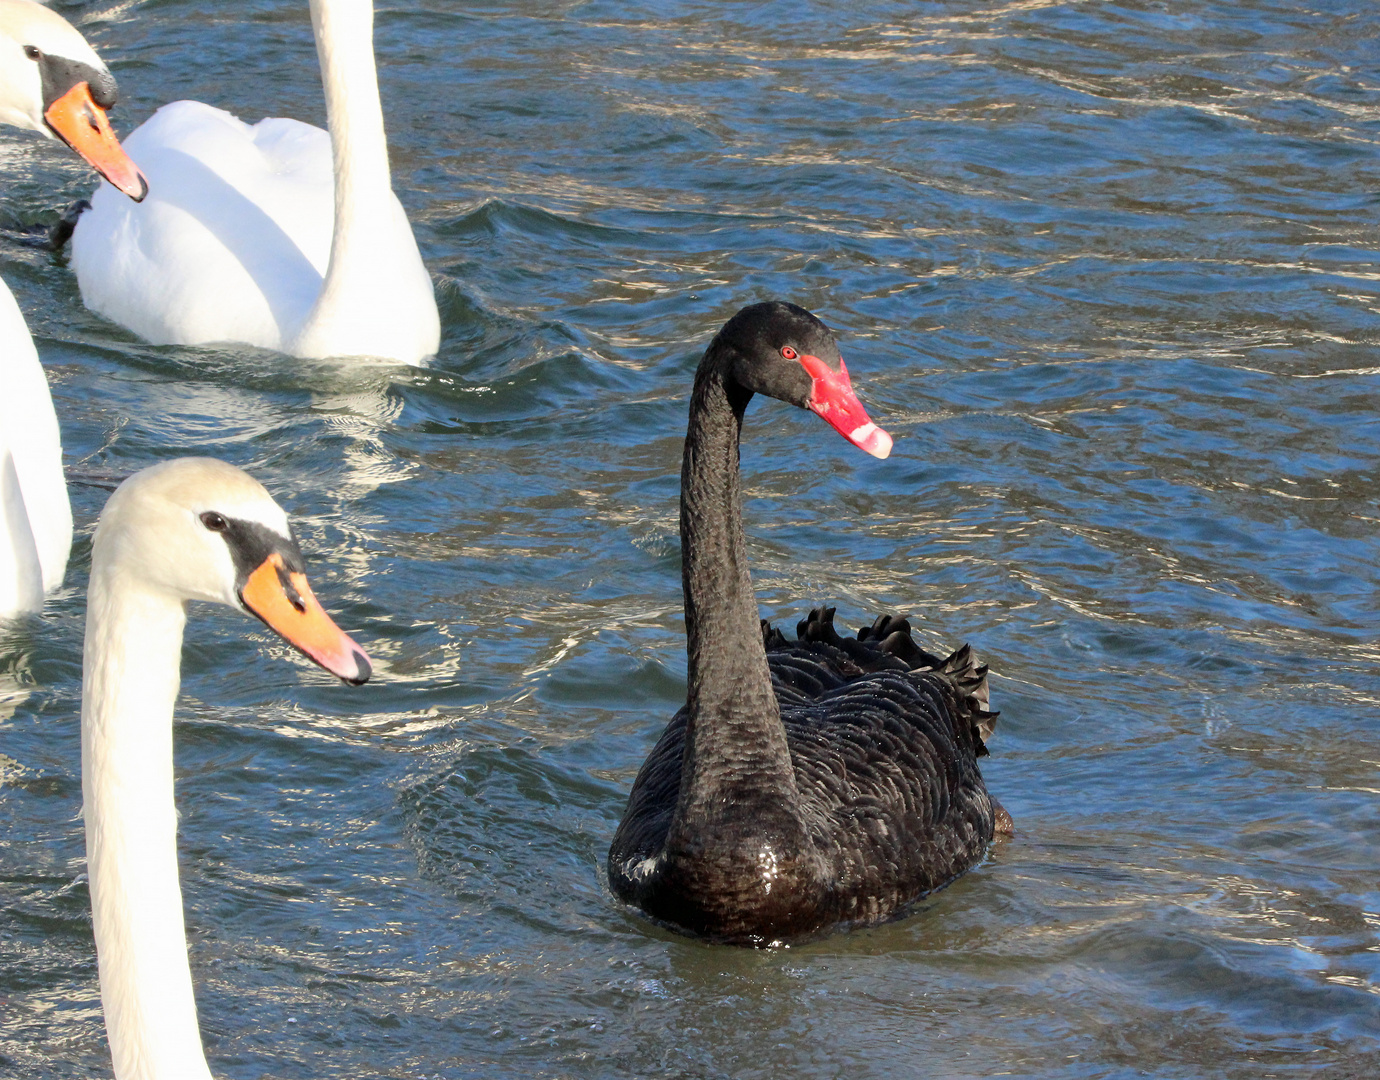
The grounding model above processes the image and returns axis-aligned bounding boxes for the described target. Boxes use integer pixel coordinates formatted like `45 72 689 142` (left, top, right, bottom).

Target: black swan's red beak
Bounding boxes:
798 354 893 459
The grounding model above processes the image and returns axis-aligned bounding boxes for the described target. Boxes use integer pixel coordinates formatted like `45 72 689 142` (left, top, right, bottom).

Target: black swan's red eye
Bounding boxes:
781 346 798 360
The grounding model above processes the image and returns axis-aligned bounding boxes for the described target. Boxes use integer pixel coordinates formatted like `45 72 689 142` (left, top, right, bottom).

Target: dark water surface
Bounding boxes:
3 0 1380 1076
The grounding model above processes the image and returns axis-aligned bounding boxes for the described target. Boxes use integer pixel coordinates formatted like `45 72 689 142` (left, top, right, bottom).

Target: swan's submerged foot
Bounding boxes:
0 199 89 252
48 200 90 251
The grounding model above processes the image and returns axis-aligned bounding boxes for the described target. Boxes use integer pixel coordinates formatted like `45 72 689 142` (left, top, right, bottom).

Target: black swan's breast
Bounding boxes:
608 609 1003 944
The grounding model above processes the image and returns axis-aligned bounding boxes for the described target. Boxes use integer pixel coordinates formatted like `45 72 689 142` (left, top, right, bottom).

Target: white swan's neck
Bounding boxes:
292 0 401 357
317 0 393 253
82 567 212 1080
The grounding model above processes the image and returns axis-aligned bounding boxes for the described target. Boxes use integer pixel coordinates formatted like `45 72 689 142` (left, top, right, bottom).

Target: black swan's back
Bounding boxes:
608 609 1003 943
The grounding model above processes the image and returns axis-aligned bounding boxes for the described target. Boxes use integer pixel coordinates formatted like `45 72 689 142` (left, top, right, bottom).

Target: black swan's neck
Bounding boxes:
672 354 806 842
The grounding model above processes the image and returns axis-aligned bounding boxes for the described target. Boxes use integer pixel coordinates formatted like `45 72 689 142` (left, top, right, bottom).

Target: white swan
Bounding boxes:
0 0 147 617
82 458 372 1079
0 288 68 614
71 0 441 366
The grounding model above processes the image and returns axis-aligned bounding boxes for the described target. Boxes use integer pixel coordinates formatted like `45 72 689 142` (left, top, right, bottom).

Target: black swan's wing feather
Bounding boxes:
774 607 995 754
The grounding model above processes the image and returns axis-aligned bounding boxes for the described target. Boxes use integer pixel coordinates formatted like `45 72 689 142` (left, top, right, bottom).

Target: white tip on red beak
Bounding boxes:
848 422 893 459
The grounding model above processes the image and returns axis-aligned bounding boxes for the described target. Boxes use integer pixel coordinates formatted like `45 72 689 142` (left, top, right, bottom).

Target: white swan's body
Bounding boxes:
72 0 439 365
83 458 371 1079
0 0 146 617
0 285 71 613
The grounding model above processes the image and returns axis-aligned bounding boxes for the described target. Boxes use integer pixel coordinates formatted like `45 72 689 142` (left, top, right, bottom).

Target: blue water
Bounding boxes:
3 0 1380 1076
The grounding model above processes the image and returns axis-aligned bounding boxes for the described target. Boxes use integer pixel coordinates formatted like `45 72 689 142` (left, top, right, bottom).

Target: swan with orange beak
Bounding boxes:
83 459 371 1078
0 0 145 199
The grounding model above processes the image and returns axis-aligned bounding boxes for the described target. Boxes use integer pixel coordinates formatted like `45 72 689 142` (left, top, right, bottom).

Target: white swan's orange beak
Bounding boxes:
239 553 372 685
799 354 893 459
44 82 147 202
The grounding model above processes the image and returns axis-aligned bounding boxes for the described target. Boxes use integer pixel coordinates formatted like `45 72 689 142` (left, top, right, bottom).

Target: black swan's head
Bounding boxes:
710 301 892 458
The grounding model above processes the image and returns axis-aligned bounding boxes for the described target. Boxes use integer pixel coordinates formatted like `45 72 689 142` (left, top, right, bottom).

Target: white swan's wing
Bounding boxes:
72 101 335 351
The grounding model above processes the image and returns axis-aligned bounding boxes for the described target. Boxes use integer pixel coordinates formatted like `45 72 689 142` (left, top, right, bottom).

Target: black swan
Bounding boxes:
608 301 1008 945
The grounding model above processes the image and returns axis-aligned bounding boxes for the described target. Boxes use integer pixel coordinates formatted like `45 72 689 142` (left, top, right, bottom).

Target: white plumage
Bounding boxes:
72 0 440 365
0 285 71 614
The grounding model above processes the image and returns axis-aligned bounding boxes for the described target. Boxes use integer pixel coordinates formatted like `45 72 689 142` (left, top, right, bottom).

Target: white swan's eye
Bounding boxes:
780 346 798 360
200 512 228 532
24 46 40 61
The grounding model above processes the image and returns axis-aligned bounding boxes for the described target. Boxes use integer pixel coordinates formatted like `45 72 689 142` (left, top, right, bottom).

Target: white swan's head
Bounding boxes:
0 0 146 199
93 458 372 684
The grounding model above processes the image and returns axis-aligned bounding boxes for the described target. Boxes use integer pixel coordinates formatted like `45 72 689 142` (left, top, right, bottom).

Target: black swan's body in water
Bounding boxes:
608 301 1009 945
